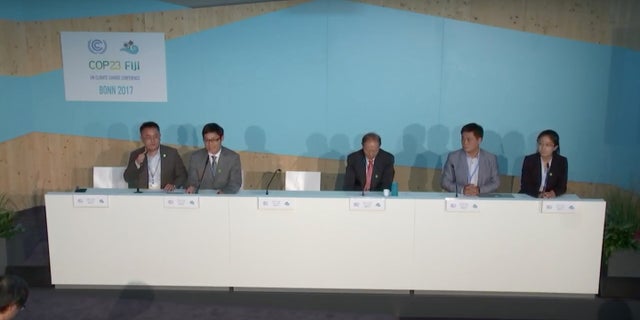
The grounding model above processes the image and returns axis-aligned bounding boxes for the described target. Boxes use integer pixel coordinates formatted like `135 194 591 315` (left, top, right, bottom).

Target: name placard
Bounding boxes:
445 198 480 212
349 198 386 211
258 197 296 210
541 201 577 213
73 194 109 208
163 196 199 209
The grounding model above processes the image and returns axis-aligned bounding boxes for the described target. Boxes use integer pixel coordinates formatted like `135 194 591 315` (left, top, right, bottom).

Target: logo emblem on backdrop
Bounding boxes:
87 39 107 54
120 40 139 54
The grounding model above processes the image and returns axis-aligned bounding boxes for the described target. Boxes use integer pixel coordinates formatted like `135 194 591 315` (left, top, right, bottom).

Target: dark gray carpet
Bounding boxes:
14 287 640 320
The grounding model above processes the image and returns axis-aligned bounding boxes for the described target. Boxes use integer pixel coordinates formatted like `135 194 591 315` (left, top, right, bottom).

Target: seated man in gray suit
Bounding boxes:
123 121 187 191
186 123 242 194
440 123 499 196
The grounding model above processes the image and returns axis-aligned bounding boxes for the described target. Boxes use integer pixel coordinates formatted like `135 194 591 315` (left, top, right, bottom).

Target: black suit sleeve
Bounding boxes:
343 153 358 191
519 155 539 197
378 152 395 191
550 155 568 196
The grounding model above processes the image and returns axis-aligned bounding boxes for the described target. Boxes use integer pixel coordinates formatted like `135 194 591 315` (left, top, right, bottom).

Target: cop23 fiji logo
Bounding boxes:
87 39 139 55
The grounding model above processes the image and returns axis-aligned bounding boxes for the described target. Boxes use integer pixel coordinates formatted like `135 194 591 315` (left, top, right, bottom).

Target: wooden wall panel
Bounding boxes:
522 0 609 44
0 133 613 210
358 0 640 50
608 0 640 49
2 0 639 76
467 0 527 32
0 20 26 75
0 0 307 76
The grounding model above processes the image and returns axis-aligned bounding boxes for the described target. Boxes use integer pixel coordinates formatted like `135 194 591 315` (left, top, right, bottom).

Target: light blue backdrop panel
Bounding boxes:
325 0 444 165
166 1 329 153
0 0 186 21
439 19 613 179
1 0 640 189
603 47 640 188
0 0 23 20
0 76 33 141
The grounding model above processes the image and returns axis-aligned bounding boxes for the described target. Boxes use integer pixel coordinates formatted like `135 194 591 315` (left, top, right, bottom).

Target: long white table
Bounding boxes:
44 190 606 294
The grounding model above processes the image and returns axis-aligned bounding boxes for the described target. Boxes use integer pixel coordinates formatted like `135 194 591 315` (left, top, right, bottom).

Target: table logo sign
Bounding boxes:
163 196 199 209
349 198 386 211
258 197 296 210
541 201 577 213
445 198 480 212
72 195 109 208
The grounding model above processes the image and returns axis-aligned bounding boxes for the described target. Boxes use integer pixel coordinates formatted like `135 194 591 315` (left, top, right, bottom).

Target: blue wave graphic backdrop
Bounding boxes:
1 0 639 188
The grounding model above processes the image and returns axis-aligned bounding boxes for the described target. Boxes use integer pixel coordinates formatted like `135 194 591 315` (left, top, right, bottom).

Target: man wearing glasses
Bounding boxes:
186 123 242 194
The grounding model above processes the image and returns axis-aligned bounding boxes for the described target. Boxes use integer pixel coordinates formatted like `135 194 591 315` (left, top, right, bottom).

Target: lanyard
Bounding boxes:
148 153 161 184
467 158 479 184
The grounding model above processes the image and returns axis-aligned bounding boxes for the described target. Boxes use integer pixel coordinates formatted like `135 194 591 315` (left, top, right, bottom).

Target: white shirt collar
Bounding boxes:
208 149 222 159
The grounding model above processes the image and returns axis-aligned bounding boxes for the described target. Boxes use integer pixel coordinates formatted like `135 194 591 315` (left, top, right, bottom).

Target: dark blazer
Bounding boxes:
186 146 242 194
440 148 500 194
519 152 568 197
123 145 187 189
343 148 395 191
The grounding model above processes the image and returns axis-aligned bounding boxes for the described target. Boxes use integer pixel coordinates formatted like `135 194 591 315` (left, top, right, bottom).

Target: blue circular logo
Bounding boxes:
88 39 107 54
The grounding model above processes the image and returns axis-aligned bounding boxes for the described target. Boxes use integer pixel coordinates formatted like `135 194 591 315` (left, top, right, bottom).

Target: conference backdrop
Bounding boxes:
1 0 639 190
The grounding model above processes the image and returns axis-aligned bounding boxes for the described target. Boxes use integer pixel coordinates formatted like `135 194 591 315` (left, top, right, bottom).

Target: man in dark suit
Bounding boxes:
440 123 499 195
343 132 395 192
186 123 242 194
123 121 187 191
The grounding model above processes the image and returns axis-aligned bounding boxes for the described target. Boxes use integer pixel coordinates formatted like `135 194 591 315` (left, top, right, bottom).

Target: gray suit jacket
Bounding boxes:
187 146 242 194
123 145 187 189
440 148 500 194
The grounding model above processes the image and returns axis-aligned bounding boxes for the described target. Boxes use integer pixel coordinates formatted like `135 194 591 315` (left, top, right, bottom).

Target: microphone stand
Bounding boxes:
195 156 209 194
451 164 458 197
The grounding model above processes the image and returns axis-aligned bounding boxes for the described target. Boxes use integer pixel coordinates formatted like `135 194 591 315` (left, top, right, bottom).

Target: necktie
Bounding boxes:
364 159 374 191
210 155 217 177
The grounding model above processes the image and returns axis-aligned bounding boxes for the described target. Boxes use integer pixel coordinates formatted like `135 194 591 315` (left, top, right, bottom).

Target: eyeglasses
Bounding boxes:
204 137 221 143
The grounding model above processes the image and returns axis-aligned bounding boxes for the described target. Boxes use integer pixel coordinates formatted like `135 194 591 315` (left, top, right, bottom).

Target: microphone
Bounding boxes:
265 169 282 195
451 163 458 198
195 156 209 194
134 153 146 194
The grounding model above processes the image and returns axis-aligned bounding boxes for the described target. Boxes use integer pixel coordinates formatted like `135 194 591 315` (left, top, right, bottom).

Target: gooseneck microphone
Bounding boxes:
195 156 209 194
265 169 282 195
451 163 458 198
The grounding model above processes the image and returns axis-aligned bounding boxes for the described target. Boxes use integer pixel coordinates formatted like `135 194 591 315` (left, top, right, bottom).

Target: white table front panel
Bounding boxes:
46 194 231 287
228 197 415 289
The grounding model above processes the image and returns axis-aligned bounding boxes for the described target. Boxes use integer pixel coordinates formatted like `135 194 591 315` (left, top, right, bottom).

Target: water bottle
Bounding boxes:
391 181 398 197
